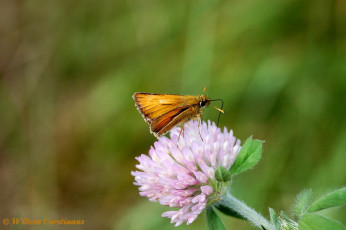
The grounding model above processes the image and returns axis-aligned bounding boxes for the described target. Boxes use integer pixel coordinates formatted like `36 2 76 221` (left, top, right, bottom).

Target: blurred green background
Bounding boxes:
0 0 345 229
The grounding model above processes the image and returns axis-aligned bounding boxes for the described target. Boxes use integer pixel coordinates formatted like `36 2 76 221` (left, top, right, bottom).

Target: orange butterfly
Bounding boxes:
133 88 224 139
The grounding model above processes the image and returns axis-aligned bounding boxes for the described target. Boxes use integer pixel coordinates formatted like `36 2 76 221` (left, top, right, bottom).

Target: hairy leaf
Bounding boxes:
307 187 346 213
207 206 226 230
269 208 280 230
299 213 345 230
293 189 313 220
229 136 263 175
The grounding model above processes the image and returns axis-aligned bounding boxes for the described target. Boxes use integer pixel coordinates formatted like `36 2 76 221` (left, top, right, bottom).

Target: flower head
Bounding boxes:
132 120 241 226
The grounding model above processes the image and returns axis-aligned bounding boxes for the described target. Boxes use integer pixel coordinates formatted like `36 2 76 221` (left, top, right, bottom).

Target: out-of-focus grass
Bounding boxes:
0 0 345 229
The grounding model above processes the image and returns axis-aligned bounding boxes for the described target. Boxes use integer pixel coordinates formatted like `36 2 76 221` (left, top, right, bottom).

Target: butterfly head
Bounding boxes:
199 95 211 108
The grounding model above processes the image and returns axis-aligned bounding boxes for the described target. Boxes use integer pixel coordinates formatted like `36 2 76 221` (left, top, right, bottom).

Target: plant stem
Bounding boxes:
216 192 273 230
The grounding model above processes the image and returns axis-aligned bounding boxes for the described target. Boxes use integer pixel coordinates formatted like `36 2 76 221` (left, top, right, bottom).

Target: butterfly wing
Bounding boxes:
133 93 199 137
133 93 194 122
151 106 198 137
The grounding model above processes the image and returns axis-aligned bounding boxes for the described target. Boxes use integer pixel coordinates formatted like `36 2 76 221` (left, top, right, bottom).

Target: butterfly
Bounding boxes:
133 88 224 139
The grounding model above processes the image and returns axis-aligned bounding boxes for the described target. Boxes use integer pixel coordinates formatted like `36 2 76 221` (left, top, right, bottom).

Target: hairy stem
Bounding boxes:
216 192 273 230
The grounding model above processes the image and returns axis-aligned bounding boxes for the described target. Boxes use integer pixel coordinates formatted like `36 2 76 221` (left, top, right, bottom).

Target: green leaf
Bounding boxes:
269 208 280 230
215 166 232 182
307 187 346 213
206 206 226 230
229 136 263 175
299 213 346 230
280 211 299 229
293 189 313 220
214 203 246 220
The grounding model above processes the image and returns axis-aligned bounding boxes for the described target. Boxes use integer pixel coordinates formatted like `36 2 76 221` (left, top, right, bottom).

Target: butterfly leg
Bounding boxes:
197 115 203 141
178 121 186 141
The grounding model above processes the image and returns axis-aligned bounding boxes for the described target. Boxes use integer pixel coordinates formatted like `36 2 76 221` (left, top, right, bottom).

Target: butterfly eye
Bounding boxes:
200 100 207 107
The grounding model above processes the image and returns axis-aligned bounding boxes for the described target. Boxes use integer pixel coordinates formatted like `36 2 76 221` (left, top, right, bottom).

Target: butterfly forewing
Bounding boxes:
133 93 196 122
133 93 201 136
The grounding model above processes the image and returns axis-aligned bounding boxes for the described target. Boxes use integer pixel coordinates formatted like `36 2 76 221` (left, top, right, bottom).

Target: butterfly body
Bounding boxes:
133 92 211 138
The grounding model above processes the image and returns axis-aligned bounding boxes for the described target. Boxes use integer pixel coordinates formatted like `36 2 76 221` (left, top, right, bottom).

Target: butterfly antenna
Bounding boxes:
210 99 224 126
203 87 207 95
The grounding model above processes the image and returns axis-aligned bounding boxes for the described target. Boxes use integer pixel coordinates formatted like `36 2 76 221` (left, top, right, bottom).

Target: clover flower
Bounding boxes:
132 120 241 226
